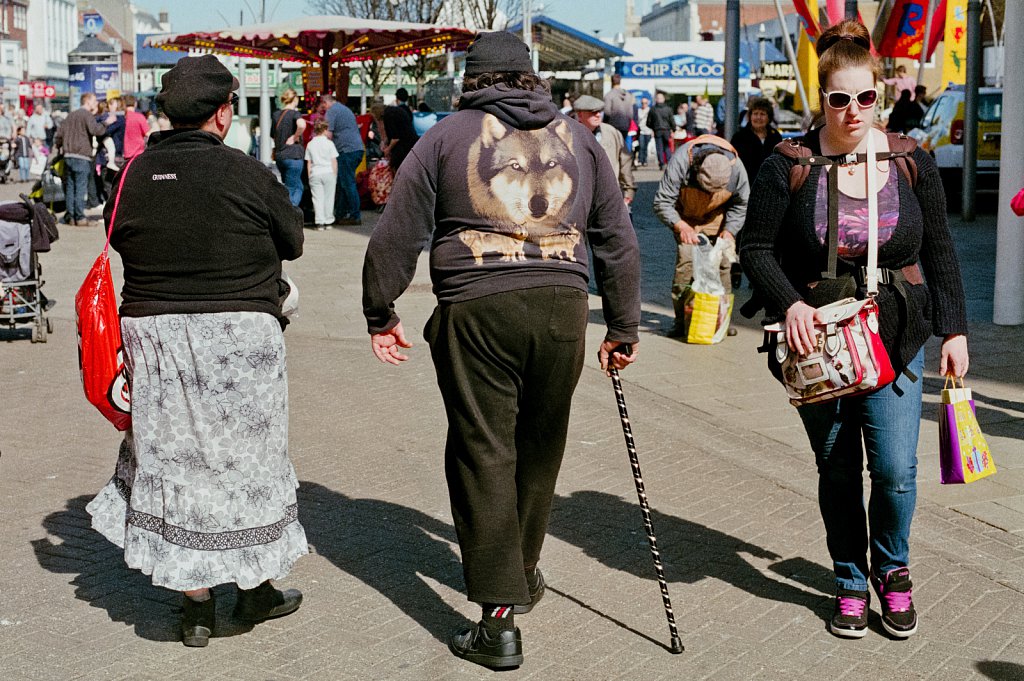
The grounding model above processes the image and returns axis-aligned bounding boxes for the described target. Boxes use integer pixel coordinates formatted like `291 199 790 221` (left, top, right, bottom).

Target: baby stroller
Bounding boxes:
0 137 13 184
28 156 66 215
0 197 58 342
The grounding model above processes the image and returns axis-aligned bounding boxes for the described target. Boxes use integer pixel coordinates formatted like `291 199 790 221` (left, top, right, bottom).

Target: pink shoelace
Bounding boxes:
838 596 867 617
880 588 913 613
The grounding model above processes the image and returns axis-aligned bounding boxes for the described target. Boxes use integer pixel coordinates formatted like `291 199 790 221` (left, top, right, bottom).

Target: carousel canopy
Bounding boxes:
144 15 476 65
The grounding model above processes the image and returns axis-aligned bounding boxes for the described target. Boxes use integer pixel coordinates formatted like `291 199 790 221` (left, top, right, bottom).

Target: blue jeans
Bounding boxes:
797 349 925 592
63 157 91 222
653 130 671 168
334 149 364 220
637 133 651 165
17 156 30 182
276 158 304 206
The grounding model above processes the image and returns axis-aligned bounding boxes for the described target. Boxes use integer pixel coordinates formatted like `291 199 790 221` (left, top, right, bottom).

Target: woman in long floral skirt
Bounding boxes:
86 55 307 647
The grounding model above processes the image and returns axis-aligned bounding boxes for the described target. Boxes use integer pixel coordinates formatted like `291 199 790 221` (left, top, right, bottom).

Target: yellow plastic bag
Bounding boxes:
681 289 734 345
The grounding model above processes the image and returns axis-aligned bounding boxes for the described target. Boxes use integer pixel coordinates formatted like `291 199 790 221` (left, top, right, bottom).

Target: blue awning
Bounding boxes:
739 40 786 71
505 15 631 70
137 34 186 67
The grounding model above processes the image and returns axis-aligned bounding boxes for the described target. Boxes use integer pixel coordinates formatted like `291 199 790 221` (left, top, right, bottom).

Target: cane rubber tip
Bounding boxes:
669 638 684 654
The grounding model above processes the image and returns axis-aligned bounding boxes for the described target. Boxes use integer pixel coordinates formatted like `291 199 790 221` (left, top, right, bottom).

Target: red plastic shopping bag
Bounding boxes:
1011 187 1024 217
75 249 130 430
74 156 136 431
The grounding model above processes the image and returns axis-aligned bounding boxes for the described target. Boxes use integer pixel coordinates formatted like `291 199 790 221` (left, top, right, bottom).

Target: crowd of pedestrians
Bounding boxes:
64 21 973 674
35 81 422 231
0 101 54 185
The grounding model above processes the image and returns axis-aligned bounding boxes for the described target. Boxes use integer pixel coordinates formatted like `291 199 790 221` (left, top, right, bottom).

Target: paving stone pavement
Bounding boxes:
0 172 1022 681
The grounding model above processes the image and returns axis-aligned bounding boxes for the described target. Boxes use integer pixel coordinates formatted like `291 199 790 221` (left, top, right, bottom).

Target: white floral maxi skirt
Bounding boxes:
87 312 308 591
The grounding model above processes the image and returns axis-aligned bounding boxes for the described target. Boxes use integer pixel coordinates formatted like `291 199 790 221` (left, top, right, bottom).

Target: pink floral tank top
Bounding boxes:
814 164 900 258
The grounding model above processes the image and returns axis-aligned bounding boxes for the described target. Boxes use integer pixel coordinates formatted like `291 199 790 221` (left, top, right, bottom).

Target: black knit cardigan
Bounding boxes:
739 129 969 373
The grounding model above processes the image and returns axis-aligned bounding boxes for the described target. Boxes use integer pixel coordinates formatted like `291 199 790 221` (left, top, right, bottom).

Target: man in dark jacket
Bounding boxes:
648 91 675 170
52 93 109 225
362 31 641 671
382 86 418 173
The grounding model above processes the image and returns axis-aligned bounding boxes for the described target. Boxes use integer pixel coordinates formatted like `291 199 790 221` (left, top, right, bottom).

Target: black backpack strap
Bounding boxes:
822 163 840 279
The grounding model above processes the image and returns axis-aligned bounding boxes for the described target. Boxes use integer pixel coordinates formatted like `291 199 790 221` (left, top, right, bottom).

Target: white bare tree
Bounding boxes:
449 0 518 30
308 0 400 96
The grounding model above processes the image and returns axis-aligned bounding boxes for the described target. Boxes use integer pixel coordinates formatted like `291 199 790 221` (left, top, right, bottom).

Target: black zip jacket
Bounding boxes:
648 103 675 133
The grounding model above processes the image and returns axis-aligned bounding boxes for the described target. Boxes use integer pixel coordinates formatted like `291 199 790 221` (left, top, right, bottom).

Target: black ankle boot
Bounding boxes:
181 592 216 647
233 581 303 622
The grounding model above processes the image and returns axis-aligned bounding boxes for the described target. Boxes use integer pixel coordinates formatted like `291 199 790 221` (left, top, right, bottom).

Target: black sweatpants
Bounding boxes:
425 286 588 605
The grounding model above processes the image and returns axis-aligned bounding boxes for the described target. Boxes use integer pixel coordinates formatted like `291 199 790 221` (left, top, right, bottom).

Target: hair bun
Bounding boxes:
816 20 871 57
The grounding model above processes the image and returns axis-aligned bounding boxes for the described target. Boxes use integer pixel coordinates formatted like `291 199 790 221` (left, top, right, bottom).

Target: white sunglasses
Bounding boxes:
821 88 879 110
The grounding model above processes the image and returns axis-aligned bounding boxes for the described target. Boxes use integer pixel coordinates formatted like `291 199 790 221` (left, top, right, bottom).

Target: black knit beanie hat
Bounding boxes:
464 31 534 76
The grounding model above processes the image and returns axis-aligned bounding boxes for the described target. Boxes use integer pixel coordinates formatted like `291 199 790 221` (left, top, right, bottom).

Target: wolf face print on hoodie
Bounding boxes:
361 83 640 342
463 115 580 265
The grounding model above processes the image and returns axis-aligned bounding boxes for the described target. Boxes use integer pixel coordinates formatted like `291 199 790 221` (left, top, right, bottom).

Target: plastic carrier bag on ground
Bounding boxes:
681 235 734 344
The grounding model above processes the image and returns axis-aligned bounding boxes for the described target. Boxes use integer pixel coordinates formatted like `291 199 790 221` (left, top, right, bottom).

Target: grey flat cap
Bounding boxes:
572 95 604 112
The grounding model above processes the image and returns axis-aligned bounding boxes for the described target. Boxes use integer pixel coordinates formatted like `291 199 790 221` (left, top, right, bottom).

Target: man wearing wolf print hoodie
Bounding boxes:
362 31 641 671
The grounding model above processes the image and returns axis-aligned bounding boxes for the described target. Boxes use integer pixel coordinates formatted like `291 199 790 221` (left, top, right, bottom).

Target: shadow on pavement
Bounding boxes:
548 490 829 618
31 494 256 643
588 307 677 336
298 482 473 644
976 661 1024 680
0 327 32 342
765 556 835 596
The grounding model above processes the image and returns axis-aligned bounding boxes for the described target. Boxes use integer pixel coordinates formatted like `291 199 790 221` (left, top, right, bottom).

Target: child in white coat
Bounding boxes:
304 118 339 229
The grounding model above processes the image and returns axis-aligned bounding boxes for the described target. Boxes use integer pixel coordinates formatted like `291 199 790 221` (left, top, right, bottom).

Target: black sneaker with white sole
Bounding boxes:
828 589 869 639
871 567 918 638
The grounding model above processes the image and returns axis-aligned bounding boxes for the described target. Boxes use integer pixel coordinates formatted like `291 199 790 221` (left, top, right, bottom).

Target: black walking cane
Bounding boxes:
608 344 684 654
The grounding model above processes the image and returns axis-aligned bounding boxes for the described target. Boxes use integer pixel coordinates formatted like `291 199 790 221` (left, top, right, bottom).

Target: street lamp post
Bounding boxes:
723 0 740 140
238 58 248 116
917 0 937 86
523 0 532 50
360 63 367 113
995 0 1024 324
962 0 982 221
772 0 811 125
258 0 272 165
259 60 271 164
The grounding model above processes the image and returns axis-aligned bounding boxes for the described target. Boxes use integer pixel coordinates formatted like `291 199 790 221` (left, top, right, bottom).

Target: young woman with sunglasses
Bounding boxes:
740 21 969 640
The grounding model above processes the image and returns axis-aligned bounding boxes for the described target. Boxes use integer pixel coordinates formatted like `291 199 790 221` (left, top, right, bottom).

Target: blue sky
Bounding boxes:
134 0 633 41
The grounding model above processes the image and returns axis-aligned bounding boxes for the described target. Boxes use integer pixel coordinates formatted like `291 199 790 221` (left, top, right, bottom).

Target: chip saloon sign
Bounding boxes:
616 54 750 80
